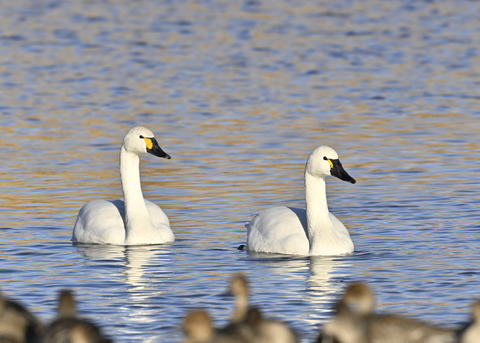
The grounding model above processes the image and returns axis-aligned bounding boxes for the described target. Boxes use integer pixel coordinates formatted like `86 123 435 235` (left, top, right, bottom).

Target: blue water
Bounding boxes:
1 0 480 342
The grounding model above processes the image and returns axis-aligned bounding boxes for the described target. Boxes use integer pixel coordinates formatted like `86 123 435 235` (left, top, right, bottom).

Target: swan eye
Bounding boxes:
323 156 334 168
138 135 153 149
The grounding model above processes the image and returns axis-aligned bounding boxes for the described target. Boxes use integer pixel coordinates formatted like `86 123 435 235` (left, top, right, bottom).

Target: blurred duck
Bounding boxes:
245 308 299 343
183 310 247 343
319 283 456 343
183 310 214 343
244 145 356 256
219 274 256 342
228 274 250 324
223 274 299 343
44 290 112 343
0 290 43 343
459 300 480 343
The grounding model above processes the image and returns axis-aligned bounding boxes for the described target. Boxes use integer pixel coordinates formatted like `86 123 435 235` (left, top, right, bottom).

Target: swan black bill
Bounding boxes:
330 159 356 184
146 137 171 159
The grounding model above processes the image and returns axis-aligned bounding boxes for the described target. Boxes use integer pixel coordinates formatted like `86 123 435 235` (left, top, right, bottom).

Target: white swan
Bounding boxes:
72 126 174 245
245 145 356 256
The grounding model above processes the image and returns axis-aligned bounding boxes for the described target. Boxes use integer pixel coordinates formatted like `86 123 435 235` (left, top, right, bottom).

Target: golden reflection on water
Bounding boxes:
1 108 479 228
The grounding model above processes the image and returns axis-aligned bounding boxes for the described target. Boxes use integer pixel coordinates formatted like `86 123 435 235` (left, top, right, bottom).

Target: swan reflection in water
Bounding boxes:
74 244 171 288
306 255 352 329
74 244 173 341
243 251 351 338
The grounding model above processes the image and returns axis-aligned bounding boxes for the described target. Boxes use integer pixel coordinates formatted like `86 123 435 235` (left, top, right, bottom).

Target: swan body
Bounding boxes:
245 145 356 256
72 126 174 246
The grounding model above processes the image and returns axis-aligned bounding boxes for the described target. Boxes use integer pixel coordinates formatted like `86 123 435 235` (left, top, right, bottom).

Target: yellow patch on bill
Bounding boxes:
144 137 153 150
327 159 333 168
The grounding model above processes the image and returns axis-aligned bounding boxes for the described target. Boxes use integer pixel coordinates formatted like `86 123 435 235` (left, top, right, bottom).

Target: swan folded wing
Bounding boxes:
246 207 309 255
145 200 175 243
327 213 354 254
72 200 126 245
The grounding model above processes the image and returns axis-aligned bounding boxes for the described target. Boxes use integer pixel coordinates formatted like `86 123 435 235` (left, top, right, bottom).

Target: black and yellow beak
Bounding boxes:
326 158 356 184
143 137 171 159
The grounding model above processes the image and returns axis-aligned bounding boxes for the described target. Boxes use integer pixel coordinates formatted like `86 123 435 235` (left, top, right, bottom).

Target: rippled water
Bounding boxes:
1 0 480 342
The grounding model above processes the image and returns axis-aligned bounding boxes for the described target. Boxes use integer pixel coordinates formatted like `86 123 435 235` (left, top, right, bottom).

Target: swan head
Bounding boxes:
123 126 171 159
306 145 356 184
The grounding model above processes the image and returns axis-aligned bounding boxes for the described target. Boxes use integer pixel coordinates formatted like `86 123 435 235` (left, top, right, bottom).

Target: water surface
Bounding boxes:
1 1 480 342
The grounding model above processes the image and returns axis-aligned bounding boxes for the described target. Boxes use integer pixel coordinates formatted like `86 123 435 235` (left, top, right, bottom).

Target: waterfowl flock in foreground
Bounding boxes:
0 288 111 343
1 275 479 343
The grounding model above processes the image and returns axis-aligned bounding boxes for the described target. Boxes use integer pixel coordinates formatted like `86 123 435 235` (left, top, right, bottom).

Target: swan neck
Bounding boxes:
120 146 151 238
305 171 332 248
